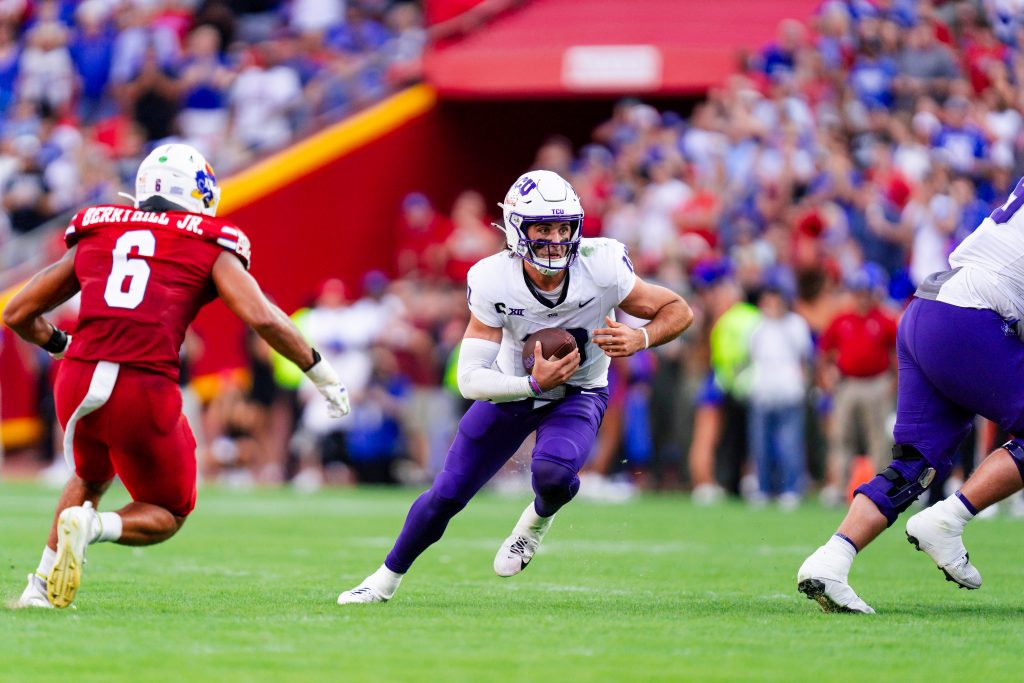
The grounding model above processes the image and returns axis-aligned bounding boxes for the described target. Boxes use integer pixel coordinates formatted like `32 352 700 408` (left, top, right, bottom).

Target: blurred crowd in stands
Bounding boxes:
0 0 426 262
8 0 1024 514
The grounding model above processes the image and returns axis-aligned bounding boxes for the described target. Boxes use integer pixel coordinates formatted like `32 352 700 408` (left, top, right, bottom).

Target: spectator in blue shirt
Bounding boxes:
849 46 898 109
0 22 19 116
932 96 987 175
69 1 115 123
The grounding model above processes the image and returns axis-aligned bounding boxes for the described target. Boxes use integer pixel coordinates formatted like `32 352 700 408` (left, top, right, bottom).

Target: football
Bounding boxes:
522 328 577 371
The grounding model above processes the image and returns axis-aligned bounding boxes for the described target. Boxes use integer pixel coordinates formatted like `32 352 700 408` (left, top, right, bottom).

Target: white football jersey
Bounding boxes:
927 184 1024 321
466 237 637 391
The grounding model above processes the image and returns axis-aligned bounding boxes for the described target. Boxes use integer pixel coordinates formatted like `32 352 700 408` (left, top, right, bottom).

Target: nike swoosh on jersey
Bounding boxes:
579 297 596 307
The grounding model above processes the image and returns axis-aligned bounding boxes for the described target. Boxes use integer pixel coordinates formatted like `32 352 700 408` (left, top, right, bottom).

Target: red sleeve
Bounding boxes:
819 318 838 352
63 209 86 248
202 217 252 270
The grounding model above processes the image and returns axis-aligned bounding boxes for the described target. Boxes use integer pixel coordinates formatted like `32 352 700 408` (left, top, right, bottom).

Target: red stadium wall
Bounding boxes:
425 0 490 25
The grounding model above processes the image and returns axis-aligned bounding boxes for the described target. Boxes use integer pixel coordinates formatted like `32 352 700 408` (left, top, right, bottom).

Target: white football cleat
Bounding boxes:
337 564 403 605
47 502 98 608
337 585 388 605
12 573 54 609
494 503 556 577
494 534 541 577
797 548 875 614
906 505 982 590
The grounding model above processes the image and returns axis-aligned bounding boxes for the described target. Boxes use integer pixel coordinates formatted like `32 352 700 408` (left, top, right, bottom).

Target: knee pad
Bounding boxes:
1002 439 1024 483
531 459 580 511
854 444 947 526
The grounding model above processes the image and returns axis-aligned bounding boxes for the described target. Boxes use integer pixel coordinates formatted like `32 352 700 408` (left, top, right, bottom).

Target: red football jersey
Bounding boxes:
63 204 251 381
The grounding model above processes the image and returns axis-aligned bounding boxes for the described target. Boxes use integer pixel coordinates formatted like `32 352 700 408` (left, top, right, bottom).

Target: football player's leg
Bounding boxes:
19 464 112 609
110 413 197 544
35 362 118 608
103 371 198 546
800 299 969 612
340 401 537 604
904 302 1024 588
494 391 607 577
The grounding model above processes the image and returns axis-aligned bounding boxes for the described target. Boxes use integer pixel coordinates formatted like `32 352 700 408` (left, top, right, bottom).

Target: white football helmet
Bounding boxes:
498 170 584 274
134 144 221 216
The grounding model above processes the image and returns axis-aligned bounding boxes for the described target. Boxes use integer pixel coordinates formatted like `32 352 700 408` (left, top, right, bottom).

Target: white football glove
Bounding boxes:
305 356 351 418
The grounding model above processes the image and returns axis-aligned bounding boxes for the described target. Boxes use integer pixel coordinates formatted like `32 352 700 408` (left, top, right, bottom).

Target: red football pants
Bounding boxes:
55 359 197 517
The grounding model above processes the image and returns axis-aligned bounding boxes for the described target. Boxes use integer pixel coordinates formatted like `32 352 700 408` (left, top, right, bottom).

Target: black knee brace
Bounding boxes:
855 444 938 525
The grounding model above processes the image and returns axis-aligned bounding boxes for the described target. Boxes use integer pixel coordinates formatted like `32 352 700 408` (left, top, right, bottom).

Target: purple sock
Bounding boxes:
954 490 979 516
834 532 859 553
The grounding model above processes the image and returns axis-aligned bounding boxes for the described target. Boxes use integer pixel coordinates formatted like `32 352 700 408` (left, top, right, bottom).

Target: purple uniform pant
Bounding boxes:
856 298 1024 519
385 388 609 573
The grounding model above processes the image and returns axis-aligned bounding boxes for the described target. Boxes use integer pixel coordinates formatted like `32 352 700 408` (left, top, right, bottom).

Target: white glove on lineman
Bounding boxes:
305 356 351 418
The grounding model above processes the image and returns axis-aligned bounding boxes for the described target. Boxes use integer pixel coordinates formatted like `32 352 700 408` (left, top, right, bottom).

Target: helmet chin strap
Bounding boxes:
528 249 569 276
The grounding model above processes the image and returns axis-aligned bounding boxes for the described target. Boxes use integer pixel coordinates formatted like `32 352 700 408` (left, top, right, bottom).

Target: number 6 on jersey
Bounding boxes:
104 229 155 309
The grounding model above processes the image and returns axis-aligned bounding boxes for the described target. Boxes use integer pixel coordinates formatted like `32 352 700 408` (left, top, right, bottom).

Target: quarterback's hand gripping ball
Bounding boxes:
305 357 352 418
521 327 577 370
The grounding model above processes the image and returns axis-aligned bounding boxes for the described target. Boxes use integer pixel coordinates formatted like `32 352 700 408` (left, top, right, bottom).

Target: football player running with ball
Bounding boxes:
338 170 692 604
4 144 350 609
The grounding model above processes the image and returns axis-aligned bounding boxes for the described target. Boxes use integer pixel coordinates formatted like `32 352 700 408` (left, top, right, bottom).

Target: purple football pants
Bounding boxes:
856 298 1024 519
385 388 609 573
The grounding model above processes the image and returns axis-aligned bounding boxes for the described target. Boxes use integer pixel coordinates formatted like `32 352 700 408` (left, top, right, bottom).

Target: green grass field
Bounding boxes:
2 481 1023 683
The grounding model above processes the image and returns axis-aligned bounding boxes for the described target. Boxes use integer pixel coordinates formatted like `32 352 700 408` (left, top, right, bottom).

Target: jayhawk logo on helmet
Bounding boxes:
192 163 218 210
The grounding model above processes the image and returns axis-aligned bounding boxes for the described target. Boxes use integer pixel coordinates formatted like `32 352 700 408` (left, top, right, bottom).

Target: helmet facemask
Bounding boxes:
509 214 583 275
498 170 585 275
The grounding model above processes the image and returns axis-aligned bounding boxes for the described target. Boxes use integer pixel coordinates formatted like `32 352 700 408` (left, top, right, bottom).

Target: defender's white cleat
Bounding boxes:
337 585 389 605
48 502 97 608
797 548 875 614
494 534 541 577
906 505 982 590
12 574 54 609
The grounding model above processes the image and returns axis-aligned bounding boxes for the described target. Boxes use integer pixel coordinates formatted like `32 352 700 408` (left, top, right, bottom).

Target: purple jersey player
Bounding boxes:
337 170 692 604
799 176 1024 613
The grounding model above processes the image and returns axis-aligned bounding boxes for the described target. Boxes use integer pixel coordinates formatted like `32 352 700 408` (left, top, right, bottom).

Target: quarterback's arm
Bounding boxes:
592 277 693 357
211 252 350 416
2 247 80 354
457 314 579 402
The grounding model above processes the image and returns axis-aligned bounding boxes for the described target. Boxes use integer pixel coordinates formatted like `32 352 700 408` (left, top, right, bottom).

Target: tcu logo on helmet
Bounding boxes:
515 177 537 196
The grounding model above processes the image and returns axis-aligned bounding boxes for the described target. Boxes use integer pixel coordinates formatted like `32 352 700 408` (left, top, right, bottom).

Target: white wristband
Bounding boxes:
640 327 650 350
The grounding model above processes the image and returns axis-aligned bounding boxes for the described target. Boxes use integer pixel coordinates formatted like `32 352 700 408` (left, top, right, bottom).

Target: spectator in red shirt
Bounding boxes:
443 190 502 283
818 266 898 505
395 192 451 279
961 17 1009 95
